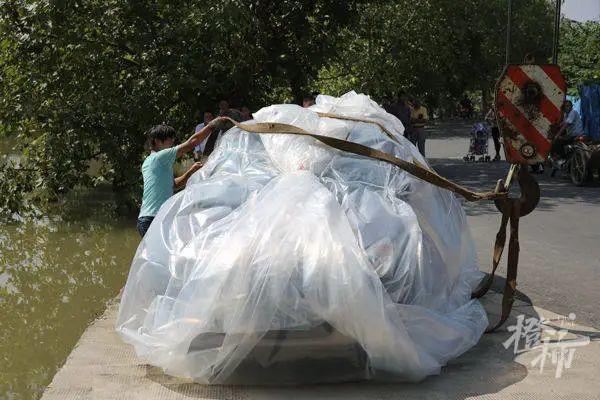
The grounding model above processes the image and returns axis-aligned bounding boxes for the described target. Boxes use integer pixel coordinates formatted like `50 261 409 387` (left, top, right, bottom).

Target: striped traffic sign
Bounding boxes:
496 64 566 164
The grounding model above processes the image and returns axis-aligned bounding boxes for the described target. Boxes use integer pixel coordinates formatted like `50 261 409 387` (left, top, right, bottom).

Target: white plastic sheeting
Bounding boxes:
116 91 487 384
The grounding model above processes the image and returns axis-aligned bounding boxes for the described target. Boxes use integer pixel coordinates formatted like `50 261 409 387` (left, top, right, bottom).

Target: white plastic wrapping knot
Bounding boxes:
117 92 487 384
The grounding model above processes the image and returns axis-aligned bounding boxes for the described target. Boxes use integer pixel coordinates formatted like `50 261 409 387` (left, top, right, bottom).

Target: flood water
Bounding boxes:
0 141 140 400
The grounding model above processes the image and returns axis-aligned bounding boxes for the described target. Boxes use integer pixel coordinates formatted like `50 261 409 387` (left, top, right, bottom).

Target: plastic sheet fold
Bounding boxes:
117 91 487 384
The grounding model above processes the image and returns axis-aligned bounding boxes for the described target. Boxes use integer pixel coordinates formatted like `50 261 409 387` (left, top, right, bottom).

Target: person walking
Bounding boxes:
384 94 413 141
410 100 429 156
485 107 501 161
459 95 473 120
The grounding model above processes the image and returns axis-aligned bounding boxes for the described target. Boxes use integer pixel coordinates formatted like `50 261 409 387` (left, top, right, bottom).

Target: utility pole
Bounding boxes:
505 0 513 65
552 0 562 64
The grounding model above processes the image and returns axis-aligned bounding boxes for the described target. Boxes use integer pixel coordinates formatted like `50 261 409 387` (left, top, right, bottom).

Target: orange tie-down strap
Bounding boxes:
211 115 530 332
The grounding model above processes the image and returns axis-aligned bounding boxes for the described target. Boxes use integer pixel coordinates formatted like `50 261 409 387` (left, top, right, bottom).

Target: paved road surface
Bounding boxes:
426 120 600 328
40 120 600 400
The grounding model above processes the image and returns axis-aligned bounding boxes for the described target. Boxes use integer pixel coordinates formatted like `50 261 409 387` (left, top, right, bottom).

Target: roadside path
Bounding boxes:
427 120 600 328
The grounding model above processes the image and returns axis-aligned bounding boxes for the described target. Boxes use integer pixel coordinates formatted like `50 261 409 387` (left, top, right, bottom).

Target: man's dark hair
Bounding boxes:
148 124 176 146
303 94 315 103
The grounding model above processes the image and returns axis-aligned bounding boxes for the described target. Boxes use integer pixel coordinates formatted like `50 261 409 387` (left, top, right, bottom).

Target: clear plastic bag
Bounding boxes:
117 92 487 384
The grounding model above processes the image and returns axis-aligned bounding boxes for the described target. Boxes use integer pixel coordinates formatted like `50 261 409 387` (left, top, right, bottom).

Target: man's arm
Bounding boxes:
174 162 203 190
556 123 568 138
176 124 214 158
556 111 574 138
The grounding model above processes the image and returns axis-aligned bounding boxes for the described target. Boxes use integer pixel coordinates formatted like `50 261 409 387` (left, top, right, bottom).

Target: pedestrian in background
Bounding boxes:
203 100 240 156
240 106 252 121
302 94 316 108
193 111 214 161
485 107 501 161
397 96 413 142
459 94 473 120
411 100 429 156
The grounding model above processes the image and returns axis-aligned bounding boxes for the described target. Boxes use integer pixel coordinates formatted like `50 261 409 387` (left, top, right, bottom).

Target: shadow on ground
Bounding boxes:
145 291 540 399
428 120 479 139
143 150 600 398
430 158 600 216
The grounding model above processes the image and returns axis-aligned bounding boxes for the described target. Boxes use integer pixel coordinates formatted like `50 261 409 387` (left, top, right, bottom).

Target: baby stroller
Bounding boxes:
463 122 491 162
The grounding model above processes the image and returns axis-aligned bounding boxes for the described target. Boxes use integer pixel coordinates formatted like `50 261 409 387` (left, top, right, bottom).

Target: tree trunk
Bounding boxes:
482 86 490 112
290 74 306 105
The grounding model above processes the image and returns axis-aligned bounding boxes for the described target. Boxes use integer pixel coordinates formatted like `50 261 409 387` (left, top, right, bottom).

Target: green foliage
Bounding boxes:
0 1 595 214
0 160 34 215
314 0 555 105
559 19 600 95
0 0 356 213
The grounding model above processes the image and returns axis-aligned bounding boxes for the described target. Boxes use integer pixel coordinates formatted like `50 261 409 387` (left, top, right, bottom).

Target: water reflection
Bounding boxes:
0 193 138 400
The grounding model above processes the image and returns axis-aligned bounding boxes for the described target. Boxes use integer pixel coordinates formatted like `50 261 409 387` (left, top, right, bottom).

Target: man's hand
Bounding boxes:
174 161 203 190
208 116 235 131
189 161 203 173
556 123 568 138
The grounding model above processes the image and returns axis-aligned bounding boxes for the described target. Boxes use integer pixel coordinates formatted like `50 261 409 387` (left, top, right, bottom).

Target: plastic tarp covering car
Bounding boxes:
116 91 488 384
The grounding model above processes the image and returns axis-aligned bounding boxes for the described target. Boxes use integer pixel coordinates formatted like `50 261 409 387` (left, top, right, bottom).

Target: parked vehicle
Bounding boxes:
551 136 600 186
550 83 600 185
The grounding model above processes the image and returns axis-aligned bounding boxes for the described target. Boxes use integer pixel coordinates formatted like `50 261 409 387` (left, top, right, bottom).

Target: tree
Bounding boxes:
314 0 555 111
558 19 600 95
0 1 586 215
0 0 356 214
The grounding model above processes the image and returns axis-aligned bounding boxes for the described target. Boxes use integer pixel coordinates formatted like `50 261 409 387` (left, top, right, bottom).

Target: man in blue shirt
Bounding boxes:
561 100 584 137
137 123 213 237
551 100 585 160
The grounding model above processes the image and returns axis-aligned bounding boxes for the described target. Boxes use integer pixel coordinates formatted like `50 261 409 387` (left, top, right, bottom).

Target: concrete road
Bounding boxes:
41 295 600 400
426 120 600 328
40 121 600 399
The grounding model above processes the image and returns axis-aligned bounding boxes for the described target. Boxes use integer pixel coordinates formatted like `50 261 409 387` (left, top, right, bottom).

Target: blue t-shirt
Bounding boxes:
565 109 584 137
139 146 179 217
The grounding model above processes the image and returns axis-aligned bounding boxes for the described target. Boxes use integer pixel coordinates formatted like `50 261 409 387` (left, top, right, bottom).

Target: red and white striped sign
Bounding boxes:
496 64 566 164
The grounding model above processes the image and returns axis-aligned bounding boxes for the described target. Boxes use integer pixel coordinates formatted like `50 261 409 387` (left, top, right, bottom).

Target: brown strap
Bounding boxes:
212 114 523 332
217 117 507 202
486 200 521 332
471 212 509 299
316 112 402 145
